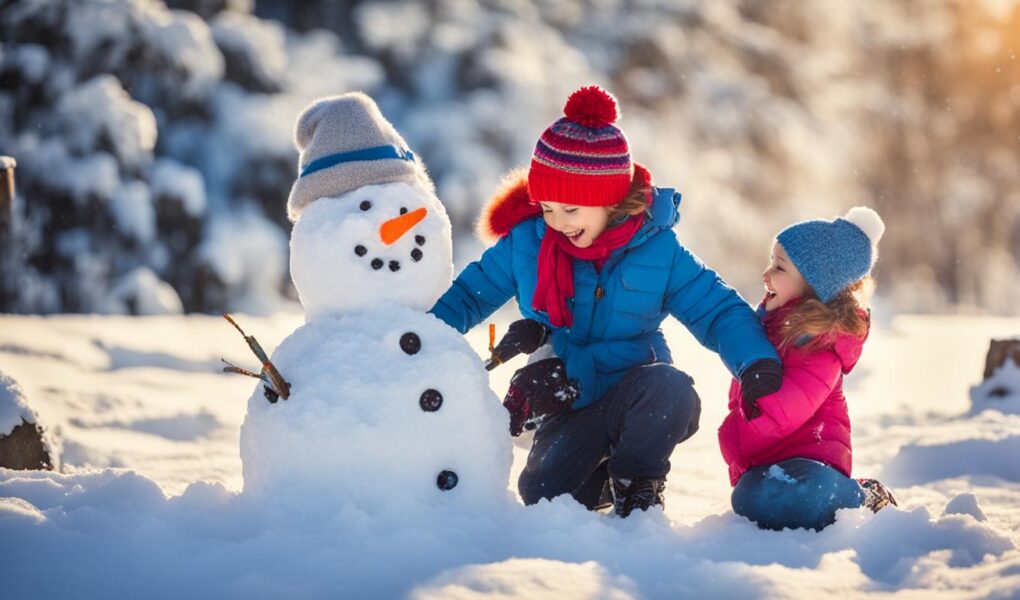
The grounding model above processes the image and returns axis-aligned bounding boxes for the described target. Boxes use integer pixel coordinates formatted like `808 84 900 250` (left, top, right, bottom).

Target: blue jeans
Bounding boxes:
732 457 865 531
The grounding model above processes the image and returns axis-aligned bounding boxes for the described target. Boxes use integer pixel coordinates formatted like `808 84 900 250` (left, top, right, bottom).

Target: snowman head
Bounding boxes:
287 92 434 223
291 181 453 320
286 93 453 319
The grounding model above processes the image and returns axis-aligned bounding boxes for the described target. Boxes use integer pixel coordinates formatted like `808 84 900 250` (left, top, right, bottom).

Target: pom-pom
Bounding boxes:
844 206 885 246
563 85 619 129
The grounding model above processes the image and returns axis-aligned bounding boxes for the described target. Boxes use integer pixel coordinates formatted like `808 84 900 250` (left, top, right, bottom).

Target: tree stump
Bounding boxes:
983 338 1020 381
1 369 54 471
0 419 53 471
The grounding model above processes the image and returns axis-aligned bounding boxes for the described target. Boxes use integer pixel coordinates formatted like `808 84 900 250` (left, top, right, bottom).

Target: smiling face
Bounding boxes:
538 202 613 248
290 182 454 320
762 242 809 312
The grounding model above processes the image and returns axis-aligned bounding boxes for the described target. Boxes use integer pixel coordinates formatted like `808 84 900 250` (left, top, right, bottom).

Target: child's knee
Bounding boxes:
640 364 700 419
731 468 776 520
733 460 864 530
664 369 701 436
517 468 545 506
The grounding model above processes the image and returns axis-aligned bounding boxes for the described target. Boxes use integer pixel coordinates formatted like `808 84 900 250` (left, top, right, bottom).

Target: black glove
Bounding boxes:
485 318 550 371
739 359 783 420
503 358 581 436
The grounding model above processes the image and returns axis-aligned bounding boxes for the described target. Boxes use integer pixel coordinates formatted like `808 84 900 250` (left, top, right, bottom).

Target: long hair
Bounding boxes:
606 176 652 222
778 276 875 352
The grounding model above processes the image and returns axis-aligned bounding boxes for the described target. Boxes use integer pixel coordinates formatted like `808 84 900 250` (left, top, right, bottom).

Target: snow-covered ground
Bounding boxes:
1 310 1018 598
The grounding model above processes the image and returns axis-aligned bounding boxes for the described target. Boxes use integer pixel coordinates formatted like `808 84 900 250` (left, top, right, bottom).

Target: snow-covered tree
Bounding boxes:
1 0 1017 315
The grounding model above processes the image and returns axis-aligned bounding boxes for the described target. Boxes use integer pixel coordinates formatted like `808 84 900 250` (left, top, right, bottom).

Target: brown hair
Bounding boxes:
606 176 652 222
778 277 875 351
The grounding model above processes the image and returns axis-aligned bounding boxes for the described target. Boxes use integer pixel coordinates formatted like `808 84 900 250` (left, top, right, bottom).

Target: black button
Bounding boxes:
400 332 421 355
420 389 443 411
436 470 458 491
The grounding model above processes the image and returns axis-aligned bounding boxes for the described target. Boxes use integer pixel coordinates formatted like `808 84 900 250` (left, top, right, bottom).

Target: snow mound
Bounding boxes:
943 493 987 522
1 467 1015 598
411 558 639 600
969 356 1020 416
883 432 1020 486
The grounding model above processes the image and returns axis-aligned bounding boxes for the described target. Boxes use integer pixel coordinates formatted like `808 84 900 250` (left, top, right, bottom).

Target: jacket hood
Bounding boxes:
475 163 670 244
760 298 870 374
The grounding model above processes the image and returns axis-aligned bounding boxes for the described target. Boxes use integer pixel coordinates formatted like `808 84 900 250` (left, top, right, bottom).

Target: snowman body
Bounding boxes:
240 180 514 513
240 306 514 511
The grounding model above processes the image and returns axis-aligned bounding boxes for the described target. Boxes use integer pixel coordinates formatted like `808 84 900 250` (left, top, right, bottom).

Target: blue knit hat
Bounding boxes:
776 206 885 303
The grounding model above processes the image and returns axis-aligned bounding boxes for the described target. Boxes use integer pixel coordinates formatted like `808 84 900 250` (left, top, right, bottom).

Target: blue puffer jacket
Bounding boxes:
430 183 778 410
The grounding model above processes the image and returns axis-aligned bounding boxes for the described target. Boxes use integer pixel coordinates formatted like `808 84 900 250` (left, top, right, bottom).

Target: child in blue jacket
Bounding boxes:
430 85 781 517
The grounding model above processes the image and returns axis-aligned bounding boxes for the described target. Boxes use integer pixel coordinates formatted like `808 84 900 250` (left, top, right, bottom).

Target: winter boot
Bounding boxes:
857 478 898 513
610 476 665 518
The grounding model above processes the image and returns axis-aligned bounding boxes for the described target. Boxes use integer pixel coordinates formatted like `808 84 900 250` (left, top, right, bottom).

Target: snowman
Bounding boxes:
239 93 513 514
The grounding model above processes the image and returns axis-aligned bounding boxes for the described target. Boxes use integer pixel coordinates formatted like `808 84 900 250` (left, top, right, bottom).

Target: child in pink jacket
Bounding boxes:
718 206 897 531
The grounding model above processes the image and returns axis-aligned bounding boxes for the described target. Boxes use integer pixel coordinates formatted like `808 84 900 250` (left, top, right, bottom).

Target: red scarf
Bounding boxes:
532 213 645 327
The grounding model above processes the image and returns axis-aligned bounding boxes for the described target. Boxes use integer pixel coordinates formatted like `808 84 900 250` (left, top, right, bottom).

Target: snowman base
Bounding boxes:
239 306 515 515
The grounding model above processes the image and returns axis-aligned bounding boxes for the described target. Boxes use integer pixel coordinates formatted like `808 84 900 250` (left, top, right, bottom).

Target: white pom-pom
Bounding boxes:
844 206 885 246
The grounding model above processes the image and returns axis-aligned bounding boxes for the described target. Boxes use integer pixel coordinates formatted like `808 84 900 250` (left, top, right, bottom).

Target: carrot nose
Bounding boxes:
379 207 427 245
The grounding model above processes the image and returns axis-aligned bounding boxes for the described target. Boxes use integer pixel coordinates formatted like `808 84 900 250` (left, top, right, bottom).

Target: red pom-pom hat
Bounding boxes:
528 85 634 207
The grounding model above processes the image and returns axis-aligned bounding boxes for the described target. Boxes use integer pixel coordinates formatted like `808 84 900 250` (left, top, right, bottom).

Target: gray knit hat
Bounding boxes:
287 92 433 222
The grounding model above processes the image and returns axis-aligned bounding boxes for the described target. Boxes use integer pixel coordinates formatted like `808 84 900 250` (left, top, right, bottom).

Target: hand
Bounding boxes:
739 359 783 420
485 318 550 371
502 358 581 436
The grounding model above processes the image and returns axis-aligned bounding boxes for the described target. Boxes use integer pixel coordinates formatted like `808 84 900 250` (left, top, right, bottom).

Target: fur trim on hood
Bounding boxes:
475 168 540 243
475 164 653 244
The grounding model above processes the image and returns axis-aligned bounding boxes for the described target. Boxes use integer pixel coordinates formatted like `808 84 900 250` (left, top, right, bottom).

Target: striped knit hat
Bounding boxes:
528 86 633 206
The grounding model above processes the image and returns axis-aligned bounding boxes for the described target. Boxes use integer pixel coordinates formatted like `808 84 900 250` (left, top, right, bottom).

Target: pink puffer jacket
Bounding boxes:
718 299 869 486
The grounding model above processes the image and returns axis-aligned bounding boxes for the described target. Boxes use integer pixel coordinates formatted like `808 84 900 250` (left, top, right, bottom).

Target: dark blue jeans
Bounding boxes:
732 457 865 531
518 363 701 508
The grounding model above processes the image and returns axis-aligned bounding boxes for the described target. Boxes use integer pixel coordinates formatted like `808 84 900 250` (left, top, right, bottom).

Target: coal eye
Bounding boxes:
360 200 372 211
399 207 408 215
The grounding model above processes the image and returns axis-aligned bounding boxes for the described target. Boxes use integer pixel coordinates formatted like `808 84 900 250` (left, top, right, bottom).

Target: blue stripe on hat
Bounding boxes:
300 145 415 178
